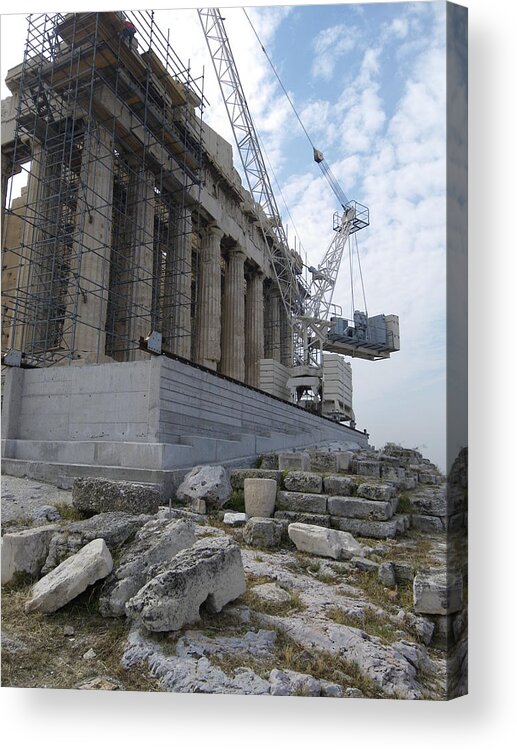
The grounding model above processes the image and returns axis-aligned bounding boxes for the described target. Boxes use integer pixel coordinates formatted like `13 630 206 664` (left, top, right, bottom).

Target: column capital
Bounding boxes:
227 243 246 261
207 223 224 241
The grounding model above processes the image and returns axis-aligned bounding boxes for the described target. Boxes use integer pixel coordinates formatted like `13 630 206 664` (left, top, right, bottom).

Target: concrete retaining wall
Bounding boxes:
1 356 368 489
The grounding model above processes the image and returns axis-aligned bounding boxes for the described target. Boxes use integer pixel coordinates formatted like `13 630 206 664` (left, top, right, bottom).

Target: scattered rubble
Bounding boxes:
2 442 467 699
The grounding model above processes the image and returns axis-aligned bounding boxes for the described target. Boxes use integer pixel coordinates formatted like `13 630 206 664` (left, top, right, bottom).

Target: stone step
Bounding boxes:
328 496 394 521
2 439 194 470
330 514 410 540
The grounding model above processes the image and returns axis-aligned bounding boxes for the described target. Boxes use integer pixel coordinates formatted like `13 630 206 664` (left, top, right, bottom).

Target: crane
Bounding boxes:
198 7 399 413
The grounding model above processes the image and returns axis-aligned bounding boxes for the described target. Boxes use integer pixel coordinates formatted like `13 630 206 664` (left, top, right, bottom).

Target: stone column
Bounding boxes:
280 303 294 368
220 244 246 381
195 223 223 370
267 285 282 363
245 268 264 387
163 207 192 359
68 126 114 361
128 167 155 360
12 145 44 352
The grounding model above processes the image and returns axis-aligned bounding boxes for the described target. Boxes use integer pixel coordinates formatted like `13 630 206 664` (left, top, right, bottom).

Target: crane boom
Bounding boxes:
198 7 305 329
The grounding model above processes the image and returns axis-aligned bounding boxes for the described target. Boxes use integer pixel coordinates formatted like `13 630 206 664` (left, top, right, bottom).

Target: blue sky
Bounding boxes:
1 3 456 470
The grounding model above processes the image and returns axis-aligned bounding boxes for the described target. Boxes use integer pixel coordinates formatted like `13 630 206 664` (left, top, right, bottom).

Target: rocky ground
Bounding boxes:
1 444 468 700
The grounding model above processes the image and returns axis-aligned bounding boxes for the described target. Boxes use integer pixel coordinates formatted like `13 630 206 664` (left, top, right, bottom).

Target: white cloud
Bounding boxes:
311 23 359 81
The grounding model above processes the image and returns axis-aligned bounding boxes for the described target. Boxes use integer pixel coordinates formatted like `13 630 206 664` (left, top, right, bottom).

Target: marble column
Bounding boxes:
128 167 155 360
163 206 193 359
267 285 282 363
195 223 223 370
12 144 44 352
245 268 264 387
220 244 246 381
67 126 114 361
280 302 294 368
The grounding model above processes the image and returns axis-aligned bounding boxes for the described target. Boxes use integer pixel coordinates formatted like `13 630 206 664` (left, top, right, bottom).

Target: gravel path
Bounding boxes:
1 475 73 524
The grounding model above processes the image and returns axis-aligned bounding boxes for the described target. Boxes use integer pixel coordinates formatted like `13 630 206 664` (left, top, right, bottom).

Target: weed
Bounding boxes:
397 493 412 515
225 490 245 514
326 605 400 643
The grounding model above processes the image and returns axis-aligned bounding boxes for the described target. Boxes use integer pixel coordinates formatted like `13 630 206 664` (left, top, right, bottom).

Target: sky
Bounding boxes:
0 2 460 471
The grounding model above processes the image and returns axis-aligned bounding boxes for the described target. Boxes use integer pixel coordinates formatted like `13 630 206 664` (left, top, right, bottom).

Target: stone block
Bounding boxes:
99 518 195 617
258 453 279 469
283 471 323 494
413 570 463 615
252 583 290 604
323 475 358 496
72 478 160 515
1 525 59 585
355 460 381 478
244 478 277 518
328 496 393 521
356 482 395 501
352 557 378 572
243 518 283 549
278 452 310 471
380 465 399 482
230 469 282 490
330 516 400 540
126 536 246 632
176 465 231 511
287 522 363 561
392 561 415 583
25 539 113 614
411 514 445 533
42 512 150 573
378 561 396 587
276 491 327 515
274 511 331 528
223 512 248 527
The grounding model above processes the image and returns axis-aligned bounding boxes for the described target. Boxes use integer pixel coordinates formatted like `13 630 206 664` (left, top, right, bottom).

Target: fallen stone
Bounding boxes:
288 522 363 561
331 516 400 539
190 498 207 514
99 518 195 617
276 491 327 514
223 512 247 527
328 496 393 521
323 475 358 496
269 668 321 697
25 539 113 614
42 512 150 573
243 478 277 518
278 452 310 471
356 482 395 501
345 687 364 698
252 583 291 604
230 469 282 489
243 518 283 549
72 478 161 515
125 536 246 632
378 561 396 588
83 648 96 661
1 525 59 585
283 471 323 494
413 570 463 615
320 680 344 698
64 625 75 637
274 510 331 528
176 465 232 511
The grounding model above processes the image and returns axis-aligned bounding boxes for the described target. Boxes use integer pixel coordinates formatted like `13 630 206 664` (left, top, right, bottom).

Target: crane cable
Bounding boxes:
243 8 316 153
244 7 369 316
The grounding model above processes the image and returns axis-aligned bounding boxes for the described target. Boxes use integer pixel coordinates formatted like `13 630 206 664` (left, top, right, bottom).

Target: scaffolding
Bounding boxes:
1 10 206 367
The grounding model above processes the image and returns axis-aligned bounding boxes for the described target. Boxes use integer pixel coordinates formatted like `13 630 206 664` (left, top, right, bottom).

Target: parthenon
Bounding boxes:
1 11 303 395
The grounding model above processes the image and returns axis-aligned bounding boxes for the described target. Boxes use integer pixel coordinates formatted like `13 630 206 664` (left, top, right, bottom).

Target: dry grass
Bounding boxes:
326 605 401 643
1 578 159 691
241 586 304 617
